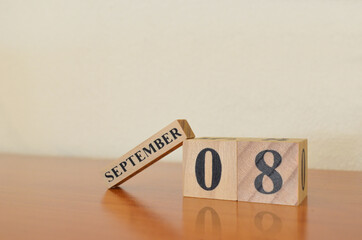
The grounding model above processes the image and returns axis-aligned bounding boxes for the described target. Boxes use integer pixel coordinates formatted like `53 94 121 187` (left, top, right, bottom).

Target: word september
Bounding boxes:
101 119 195 188
105 128 181 182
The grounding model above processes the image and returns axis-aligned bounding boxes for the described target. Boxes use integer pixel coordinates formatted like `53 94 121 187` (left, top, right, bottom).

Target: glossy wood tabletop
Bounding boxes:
0 154 361 240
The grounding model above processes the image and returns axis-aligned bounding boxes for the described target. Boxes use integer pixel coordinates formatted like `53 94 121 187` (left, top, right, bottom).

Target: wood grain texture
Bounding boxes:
0 154 361 240
183 139 237 200
101 119 195 188
237 139 308 205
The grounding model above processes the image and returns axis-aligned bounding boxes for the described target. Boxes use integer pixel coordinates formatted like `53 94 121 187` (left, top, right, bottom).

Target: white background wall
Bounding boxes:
1 0 361 170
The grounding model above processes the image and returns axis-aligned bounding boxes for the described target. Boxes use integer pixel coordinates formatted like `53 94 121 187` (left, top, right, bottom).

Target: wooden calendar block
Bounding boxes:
183 138 238 200
101 119 195 188
237 138 308 205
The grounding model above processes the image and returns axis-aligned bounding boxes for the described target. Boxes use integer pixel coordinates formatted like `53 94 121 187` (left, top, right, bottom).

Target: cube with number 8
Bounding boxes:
183 138 307 205
237 138 307 205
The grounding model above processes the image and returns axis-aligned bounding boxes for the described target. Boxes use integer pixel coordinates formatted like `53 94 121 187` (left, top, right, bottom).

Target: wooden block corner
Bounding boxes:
176 119 195 139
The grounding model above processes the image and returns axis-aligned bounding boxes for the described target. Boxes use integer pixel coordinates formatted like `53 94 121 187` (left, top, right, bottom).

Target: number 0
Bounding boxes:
195 148 222 191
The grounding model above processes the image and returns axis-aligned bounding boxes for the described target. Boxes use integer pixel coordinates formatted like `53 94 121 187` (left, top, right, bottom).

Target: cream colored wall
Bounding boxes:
0 1 361 170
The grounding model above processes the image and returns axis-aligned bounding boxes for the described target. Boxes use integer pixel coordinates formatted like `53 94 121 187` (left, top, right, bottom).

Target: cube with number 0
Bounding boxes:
183 138 238 200
183 138 308 205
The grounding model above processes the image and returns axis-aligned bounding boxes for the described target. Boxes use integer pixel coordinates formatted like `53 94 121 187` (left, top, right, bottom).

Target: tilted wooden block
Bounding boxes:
102 119 195 188
183 138 308 205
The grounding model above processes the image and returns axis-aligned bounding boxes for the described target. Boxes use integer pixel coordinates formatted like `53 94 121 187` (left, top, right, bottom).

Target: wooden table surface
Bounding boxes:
0 154 361 240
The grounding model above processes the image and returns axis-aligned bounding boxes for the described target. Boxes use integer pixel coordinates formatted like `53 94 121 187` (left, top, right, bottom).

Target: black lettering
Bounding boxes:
154 138 165 150
105 171 114 182
135 150 145 162
127 155 136 166
162 132 173 144
119 161 127 172
254 150 283 194
143 143 156 157
170 128 182 140
195 148 222 191
111 166 121 177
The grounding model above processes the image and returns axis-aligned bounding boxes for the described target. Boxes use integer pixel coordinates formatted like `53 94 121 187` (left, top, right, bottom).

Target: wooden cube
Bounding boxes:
237 138 308 206
182 138 308 206
183 138 238 200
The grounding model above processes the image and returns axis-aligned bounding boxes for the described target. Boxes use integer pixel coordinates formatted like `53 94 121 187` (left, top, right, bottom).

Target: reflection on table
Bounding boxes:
183 197 307 239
